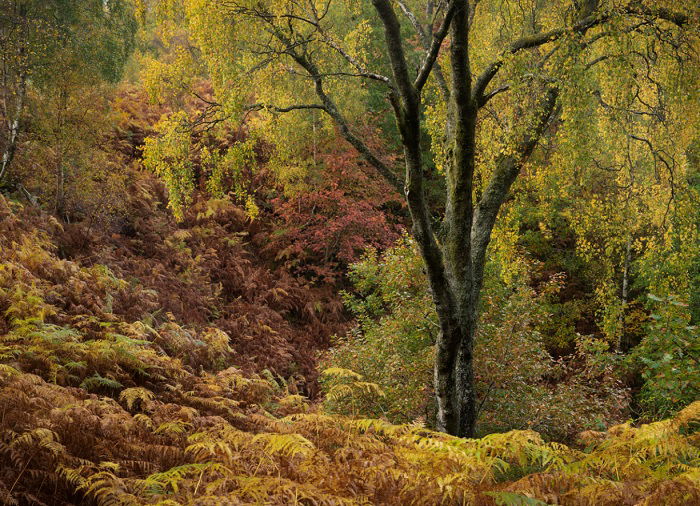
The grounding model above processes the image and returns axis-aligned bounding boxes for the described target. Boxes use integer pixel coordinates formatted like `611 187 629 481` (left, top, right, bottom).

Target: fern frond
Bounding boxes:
80 373 123 391
119 387 155 411
154 421 193 436
252 432 315 458
321 367 363 381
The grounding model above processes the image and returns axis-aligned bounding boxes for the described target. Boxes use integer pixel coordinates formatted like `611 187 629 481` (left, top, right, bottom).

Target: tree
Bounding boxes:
0 0 136 198
155 0 696 436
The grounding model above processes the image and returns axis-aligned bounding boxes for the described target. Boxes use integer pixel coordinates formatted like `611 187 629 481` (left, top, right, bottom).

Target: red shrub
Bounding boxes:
270 142 404 282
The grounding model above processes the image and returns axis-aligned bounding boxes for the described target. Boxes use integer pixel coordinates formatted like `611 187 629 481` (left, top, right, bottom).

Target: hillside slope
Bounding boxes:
1 193 699 505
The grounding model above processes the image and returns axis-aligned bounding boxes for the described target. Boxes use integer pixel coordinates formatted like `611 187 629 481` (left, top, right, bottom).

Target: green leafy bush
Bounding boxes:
323 238 629 441
631 295 700 420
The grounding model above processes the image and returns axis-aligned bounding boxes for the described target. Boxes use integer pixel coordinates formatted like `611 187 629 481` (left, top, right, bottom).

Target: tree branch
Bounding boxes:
442 0 474 290
471 85 559 303
472 12 604 104
624 2 689 28
371 0 451 322
472 1 690 105
318 34 392 84
397 0 450 100
414 0 459 93
250 7 404 193
477 85 510 107
246 103 327 113
371 0 418 113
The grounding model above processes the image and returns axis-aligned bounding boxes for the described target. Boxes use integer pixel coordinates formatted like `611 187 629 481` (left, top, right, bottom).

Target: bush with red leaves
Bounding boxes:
270 142 405 282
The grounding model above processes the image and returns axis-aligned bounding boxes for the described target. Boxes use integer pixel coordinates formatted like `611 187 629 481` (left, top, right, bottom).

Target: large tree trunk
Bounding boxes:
372 0 560 438
435 0 478 438
373 0 481 438
434 312 477 436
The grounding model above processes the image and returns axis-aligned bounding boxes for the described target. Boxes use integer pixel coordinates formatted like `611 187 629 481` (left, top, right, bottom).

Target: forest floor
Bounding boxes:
1 184 698 505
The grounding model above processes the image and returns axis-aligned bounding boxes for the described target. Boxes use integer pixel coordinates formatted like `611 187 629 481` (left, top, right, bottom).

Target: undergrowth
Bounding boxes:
1 195 698 505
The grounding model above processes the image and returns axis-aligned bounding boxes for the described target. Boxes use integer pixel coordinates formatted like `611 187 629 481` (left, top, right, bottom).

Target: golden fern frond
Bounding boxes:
144 462 228 495
76 469 126 506
321 367 363 381
132 413 153 429
154 421 193 436
252 432 315 458
119 387 155 411
325 381 384 404
186 425 252 463
0 364 20 379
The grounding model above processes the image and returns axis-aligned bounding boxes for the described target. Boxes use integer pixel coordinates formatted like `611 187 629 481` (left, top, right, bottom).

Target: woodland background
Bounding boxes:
0 0 698 504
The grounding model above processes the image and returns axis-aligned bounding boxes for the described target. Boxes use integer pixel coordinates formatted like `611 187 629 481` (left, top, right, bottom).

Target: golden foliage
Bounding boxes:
4 359 696 506
1 195 698 505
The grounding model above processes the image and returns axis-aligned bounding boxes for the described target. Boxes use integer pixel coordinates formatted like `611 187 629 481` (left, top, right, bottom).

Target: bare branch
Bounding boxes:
624 2 689 28
414 0 458 93
246 103 327 113
318 34 392 84
397 0 450 99
229 2 404 192
477 84 510 107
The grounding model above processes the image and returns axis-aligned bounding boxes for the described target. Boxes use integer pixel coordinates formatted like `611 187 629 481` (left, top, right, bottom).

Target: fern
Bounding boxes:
0 364 19 379
144 462 225 495
80 373 123 391
252 432 315 458
486 491 550 506
154 421 193 436
119 387 155 411
1 195 698 506
321 367 363 381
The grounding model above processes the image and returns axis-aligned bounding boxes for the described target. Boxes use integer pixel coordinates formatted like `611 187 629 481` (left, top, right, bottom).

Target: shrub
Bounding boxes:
630 294 700 420
269 141 404 282
322 237 629 441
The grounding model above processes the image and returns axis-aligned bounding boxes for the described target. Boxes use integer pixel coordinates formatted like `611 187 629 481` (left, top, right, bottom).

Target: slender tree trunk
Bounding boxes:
373 0 480 438
55 162 65 216
690 253 700 326
0 72 26 183
54 87 68 217
619 236 632 351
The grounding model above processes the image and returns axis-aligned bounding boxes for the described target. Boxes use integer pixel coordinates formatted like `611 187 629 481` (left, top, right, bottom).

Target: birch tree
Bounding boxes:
153 0 696 436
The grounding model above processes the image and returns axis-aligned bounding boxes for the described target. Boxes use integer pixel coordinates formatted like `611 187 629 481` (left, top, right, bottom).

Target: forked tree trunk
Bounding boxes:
367 0 661 437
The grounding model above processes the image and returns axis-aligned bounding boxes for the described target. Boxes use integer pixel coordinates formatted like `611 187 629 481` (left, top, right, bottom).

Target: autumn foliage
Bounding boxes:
0 173 347 391
1 0 699 504
1 193 698 505
269 141 404 281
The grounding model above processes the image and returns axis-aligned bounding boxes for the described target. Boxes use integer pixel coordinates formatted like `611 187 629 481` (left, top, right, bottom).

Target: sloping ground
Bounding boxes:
0 194 698 505
2 176 347 393
1 366 698 506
